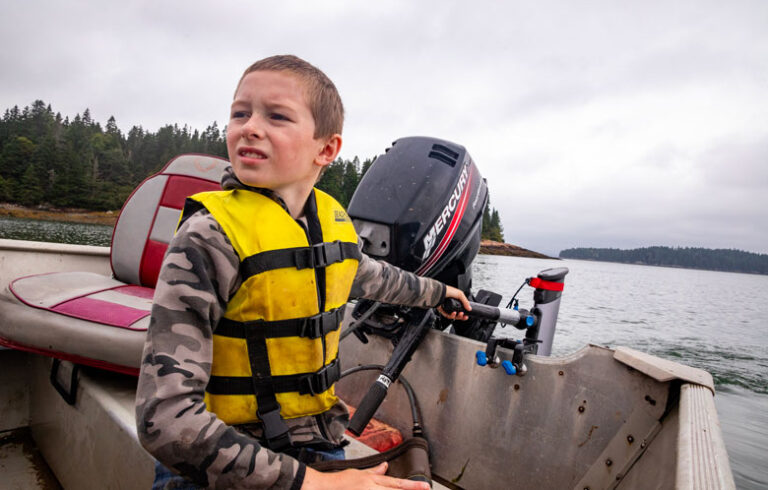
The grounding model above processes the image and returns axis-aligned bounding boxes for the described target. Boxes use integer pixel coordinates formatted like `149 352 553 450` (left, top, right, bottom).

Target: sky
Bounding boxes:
2 0 766 256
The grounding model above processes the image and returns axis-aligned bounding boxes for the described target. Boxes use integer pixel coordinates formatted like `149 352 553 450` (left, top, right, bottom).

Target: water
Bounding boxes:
472 255 768 489
0 216 113 246
2 219 765 487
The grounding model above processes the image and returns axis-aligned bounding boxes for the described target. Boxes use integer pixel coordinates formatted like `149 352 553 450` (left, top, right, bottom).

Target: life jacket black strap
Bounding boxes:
243 327 292 451
215 307 345 340
240 241 361 280
207 358 341 397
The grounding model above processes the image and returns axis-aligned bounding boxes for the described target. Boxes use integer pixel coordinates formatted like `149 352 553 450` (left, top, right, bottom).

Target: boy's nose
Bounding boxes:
242 115 265 139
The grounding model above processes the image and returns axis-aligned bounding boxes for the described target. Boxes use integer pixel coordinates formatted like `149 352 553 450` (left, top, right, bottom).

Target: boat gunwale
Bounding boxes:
0 238 110 257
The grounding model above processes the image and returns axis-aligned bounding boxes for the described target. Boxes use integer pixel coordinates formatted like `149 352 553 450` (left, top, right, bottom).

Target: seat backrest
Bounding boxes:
110 154 230 287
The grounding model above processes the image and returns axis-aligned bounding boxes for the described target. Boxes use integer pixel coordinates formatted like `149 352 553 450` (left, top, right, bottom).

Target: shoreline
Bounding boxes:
479 240 554 259
0 203 118 226
1 205 553 259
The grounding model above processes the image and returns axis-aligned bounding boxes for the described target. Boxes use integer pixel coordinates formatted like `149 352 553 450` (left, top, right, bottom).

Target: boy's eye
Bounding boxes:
270 113 290 121
231 111 249 119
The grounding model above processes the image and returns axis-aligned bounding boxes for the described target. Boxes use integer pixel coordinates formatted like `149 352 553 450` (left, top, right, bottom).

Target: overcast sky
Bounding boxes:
2 0 766 256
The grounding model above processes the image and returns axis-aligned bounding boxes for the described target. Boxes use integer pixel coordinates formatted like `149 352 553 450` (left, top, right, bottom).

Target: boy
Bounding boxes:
136 55 470 490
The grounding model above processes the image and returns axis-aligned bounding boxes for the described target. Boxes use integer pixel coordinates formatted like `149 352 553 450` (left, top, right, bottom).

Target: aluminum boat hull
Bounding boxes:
0 239 735 489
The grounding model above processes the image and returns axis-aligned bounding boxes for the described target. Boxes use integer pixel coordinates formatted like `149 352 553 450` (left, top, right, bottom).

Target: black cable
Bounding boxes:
340 301 381 341
497 278 531 328
505 278 530 309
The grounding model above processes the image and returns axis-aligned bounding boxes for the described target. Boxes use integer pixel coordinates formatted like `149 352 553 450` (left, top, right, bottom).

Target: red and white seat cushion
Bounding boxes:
0 154 230 373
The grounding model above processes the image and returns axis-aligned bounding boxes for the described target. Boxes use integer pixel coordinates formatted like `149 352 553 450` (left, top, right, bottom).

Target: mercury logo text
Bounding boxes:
422 162 470 260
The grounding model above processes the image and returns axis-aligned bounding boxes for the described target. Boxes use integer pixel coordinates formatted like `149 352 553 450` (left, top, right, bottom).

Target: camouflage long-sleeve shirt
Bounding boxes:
135 171 445 490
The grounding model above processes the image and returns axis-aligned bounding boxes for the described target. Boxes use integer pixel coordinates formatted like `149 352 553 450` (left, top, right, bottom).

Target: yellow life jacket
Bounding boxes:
182 188 360 434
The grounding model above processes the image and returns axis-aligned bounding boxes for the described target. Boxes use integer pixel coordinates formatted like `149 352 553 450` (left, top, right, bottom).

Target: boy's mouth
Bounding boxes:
238 147 267 160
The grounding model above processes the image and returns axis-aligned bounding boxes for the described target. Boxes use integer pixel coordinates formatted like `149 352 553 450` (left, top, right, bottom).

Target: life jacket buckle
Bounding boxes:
301 358 340 396
312 241 343 268
300 308 345 339
294 241 350 269
301 313 325 339
258 406 292 451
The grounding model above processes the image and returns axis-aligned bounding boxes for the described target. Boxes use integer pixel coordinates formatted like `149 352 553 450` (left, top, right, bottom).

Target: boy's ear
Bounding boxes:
314 134 342 167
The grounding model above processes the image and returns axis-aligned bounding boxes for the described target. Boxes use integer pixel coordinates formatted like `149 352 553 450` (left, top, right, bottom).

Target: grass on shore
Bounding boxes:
0 203 118 226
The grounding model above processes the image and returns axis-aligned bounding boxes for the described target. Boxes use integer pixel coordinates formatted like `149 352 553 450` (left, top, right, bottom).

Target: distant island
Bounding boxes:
559 246 768 275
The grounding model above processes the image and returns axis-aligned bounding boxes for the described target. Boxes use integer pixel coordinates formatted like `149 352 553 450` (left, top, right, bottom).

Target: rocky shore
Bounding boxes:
0 203 118 226
479 240 553 259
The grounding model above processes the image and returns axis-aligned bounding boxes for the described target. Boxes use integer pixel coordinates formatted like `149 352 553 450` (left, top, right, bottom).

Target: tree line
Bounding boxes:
315 156 374 209
1 100 504 240
0 100 228 210
559 246 768 275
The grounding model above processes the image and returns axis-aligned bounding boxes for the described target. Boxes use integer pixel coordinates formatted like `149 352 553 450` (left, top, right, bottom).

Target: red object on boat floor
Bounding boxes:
346 406 404 452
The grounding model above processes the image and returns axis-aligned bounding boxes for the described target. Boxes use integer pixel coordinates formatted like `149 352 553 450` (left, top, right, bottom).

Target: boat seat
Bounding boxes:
0 154 230 374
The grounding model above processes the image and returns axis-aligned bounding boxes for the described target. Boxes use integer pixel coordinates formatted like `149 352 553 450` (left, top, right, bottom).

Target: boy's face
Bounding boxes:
227 70 329 194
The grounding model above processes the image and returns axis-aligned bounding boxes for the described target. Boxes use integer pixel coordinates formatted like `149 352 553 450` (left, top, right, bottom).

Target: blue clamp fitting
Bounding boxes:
501 360 517 375
524 315 535 327
476 351 488 367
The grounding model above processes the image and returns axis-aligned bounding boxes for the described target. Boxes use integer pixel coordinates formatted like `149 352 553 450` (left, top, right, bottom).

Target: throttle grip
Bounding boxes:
441 298 463 313
347 377 390 436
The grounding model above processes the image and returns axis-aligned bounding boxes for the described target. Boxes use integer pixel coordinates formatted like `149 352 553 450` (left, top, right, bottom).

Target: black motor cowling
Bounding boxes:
347 137 487 293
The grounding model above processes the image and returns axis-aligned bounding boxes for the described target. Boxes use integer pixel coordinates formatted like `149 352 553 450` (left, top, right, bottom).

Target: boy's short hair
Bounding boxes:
237 55 344 140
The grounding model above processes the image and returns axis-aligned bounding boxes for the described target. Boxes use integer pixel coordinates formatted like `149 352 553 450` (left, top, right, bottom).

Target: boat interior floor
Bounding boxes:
0 428 61 490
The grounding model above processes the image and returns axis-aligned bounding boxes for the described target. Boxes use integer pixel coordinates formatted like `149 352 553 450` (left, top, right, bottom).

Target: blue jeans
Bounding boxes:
152 461 201 490
297 446 346 461
151 448 346 489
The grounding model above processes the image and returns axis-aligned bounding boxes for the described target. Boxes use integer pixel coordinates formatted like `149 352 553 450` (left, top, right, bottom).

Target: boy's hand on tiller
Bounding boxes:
302 463 430 490
437 286 471 321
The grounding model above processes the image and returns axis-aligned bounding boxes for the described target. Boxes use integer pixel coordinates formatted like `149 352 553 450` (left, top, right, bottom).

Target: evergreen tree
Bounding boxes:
340 157 361 207
18 163 44 205
316 158 344 201
1 136 36 181
105 116 122 140
29 100 55 141
489 209 504 242
48 155 73 207
481 199 505 242
0 175 10 201
482 200 491 234
82 108 93 126
361 157 375 178
32 135 58 195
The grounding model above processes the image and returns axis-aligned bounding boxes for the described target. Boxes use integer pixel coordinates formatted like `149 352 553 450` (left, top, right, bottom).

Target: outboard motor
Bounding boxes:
344 136 569 436
348 136 508 342
347 135 568 352
347 136 487 293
